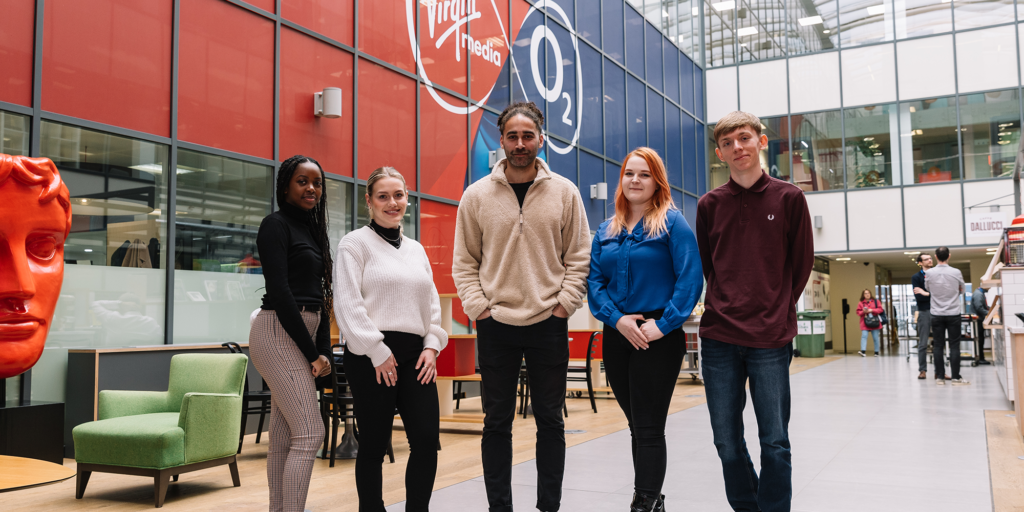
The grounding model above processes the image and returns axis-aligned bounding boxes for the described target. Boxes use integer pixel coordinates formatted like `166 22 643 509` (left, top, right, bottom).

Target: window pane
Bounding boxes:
626 5 646 78
960 89 1020 180
326 179 353 252
578 0 602 47
581 43 604 152
705 0 736 67
648 89 666 158
844 104 899 188
37 121 169 400
697 121 707 193
547 22 578 145
792 111 843 191
604 0 626 62
953 0 1013 30
357 185 417 238
1 111 29 156
605 60 628 158
173 149 271 344
580 151 606 231
673 0 698 57
736 0 787 62
708 123 730 188
646 23 664 90
628 75 648 150
894 0 952 39
682 112 697 191
786 0 838 55
839 0 894 48
899 96 960 184
757 116 793 183
664 38 681 104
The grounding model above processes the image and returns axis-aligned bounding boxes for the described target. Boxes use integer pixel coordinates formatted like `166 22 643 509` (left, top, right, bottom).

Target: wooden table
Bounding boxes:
0 455 75 492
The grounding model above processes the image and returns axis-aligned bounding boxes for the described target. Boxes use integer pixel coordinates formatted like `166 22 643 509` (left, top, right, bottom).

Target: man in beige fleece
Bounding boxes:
453 101 591 512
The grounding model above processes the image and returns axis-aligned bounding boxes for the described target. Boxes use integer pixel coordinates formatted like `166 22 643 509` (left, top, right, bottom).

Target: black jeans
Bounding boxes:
346 332 439 512
976 318 988 361
602 313 685 498
932 314 962 380
477 315 569 512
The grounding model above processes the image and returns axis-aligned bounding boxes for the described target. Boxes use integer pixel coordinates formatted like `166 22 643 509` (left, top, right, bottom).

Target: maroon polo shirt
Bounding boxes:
695 171 814 348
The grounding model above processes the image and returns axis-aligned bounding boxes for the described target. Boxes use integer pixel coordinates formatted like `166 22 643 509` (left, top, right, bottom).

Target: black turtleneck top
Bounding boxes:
256 201 331 363
369 219 402 249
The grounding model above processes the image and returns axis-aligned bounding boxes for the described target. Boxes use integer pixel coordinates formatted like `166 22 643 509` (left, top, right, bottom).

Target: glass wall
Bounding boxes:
838 0 893 48
959 89 1021 180
844 104 898 188
793 111 844 191
899 96 960 184
1 111 29 155
761 116 792 181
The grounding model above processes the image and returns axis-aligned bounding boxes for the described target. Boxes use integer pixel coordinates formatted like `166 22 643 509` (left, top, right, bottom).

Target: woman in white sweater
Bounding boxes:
333 166 448 512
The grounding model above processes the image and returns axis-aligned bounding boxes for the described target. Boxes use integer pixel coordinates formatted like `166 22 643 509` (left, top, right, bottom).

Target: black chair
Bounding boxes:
565 332 599 413
518 364 568 419
222 342 272 454
319 344 395 467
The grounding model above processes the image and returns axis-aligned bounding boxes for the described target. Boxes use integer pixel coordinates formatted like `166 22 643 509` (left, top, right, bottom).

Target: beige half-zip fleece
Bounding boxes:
453 158 591 327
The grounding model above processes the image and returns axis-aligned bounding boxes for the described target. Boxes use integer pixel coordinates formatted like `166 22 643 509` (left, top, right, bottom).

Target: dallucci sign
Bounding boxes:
966 211 1008 243
407 0 582 155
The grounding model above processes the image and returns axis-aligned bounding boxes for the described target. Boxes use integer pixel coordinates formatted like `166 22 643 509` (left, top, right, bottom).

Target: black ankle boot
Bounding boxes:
653 494 666 512
630 492 659 512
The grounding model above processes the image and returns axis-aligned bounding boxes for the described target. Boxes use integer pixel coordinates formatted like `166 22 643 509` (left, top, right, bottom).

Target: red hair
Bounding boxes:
606 147 675 239
0 154 72 238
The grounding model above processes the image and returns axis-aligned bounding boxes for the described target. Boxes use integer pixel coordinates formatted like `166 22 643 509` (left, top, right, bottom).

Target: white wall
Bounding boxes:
847 188 904 250
957 25 1019 94
903 183 965 248
963 180 1015 246
897 35 956 100
841 44 897 107
805 191 848 252
706 67 738 123
789 52 841 114
738 60 788 117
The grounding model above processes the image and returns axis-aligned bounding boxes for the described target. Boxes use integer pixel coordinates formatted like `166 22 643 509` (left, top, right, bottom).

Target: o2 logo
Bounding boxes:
407 0 583 154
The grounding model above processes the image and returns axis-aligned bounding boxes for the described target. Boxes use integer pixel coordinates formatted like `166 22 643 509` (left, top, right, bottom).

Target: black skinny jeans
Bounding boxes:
932 314 962 380
345 332 440 512
603 313 685 498
477 315 570 512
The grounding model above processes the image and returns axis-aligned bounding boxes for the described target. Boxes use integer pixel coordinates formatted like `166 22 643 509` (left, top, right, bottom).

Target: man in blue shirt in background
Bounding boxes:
911 253 933 380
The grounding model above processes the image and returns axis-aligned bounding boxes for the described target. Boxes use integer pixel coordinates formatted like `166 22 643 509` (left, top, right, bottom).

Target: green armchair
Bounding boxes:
72 353 248 507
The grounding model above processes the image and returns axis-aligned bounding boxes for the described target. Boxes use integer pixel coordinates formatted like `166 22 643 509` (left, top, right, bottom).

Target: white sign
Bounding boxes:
812 320 826 334
797 321 812 336
966 212 1008 243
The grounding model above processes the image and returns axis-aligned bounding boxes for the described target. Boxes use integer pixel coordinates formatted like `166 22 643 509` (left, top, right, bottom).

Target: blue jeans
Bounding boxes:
701 338 792 512
860 329 880 353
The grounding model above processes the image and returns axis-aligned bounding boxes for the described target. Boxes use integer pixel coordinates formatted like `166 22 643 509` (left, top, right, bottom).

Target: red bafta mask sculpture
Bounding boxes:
0 154 72 379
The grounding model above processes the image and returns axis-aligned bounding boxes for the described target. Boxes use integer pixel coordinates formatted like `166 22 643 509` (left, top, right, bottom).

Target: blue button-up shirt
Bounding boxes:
588 209 704 334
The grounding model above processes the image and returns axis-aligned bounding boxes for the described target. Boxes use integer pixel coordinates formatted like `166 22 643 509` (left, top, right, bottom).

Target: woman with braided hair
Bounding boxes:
249 154 334 512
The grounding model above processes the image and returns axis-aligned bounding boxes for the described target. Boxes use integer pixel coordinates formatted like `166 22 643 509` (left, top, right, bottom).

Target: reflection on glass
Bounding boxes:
604 0 626 62
844 104 898 188
792 111 843 191
708 123 731 188
959 89 1021 180
173 149 272 344
894 0 952 39
735 0 787 62
40 120 168 356
758 117 791 182
705 0 737 66
899 96 960 184
787 0 838 55
326 179 353 252
953 0 1014 30
357 184 417 238
839 0 894 48
1 111 29 156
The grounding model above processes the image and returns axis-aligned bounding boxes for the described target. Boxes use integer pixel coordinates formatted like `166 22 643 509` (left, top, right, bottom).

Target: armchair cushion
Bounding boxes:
72 413 185 469
98 390 173 420
178 393 243 463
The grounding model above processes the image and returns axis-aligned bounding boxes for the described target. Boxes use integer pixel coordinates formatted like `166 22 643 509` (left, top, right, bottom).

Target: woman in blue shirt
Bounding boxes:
588 147 704 512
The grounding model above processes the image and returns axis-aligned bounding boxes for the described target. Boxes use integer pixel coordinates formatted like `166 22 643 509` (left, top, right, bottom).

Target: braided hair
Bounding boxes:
276 155 334 315
497 101 544 135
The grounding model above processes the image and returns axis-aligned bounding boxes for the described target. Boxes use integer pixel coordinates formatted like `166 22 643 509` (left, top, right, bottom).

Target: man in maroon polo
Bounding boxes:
695 111 813 512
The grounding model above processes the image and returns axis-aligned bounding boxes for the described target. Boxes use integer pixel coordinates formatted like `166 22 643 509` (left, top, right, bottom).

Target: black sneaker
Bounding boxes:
858 351 865 357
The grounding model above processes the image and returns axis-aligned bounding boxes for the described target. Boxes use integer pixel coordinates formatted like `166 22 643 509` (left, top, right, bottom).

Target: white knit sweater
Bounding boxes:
333 226 448 367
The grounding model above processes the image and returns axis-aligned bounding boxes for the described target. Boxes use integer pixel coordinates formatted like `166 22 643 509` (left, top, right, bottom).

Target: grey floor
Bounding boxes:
388 351 1011 512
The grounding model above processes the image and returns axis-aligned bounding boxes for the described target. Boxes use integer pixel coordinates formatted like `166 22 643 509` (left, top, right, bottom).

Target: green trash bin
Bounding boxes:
795 311 829 358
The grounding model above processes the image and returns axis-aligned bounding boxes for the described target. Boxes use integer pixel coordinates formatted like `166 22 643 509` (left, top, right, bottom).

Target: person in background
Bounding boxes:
588 147 703 512
856 289 884 357
249 155 333 512
334 166 448 512
971 284 990 365
927 246 969 386
912 254 934 379
453 101 591 512
696 111 814 512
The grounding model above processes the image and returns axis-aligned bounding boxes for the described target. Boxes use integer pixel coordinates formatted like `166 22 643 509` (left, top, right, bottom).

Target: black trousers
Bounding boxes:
477 315 569 512
976 318 988 361
346 332 439 512
932 315 962 380
602 313 685 498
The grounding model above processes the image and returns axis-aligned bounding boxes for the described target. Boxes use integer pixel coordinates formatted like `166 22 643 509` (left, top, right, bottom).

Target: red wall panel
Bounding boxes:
42 0 172 136
359 0 414 73
420 86 466 200
0 0 35 107
245 0 275 14
178 0 274 159
282 0 353 47
417 0 467 95
420 200 469 326
279 27 353 177
357 62 415 189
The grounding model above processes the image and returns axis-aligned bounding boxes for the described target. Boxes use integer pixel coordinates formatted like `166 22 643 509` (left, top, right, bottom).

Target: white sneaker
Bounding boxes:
951 378 970 385
858 351 865 357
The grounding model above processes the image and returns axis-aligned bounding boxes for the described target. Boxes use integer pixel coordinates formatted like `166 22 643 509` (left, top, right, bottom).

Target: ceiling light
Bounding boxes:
798 15 823 26
801 141 809 148
836 257 851 261
866 5 885 15
999 123 1013 128
712 1 735 11
864 137 875 141
873 152 883 156
823 29 831 33
999 140 1011 145
909 106 916 113
130 163 166 175
84 249 93 253
904 251 920 255
869 144 880 149
740 43 748 47
999 131 1011 136
693 7 699 16
912 129 923 136
663 9 670 17
737 26 759 37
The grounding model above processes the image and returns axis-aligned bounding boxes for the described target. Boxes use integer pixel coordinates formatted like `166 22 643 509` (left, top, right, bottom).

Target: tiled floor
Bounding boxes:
390 353 1011 512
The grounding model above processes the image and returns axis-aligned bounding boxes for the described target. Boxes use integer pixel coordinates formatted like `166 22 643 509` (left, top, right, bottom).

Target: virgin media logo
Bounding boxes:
424 0 503 67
